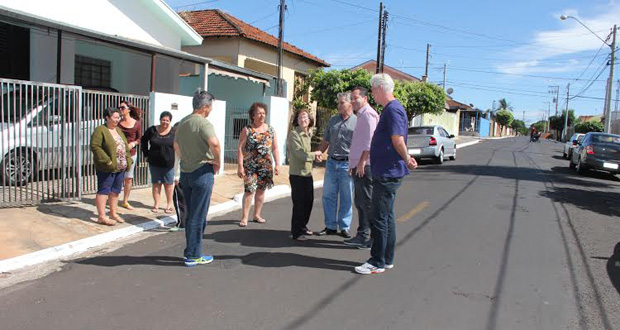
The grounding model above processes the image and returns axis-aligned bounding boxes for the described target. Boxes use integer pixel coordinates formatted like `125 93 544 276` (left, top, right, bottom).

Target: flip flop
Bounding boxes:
238 221 248 227
97 217 116 226
253 218 266 223
164 207 174 214
110 215 125 223
151 207 159 213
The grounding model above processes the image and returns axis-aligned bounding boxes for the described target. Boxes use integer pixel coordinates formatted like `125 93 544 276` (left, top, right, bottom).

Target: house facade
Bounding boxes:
179 9 330 103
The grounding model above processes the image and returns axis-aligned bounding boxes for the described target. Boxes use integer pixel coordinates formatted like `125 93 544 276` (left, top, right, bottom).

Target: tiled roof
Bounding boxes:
351 60 420 82
179 9 329 67
446 98 473 110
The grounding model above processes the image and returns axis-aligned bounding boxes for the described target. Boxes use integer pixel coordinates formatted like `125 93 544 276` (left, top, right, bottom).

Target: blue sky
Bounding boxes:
167 0 620 124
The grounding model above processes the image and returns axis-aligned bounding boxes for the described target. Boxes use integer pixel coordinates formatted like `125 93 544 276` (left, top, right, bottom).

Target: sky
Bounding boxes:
166 0 620 125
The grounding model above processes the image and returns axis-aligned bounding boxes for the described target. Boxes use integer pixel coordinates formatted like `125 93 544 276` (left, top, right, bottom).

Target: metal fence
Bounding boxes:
223 106 250 172
0 78 151 207
0 78 82 207
80 90 150 195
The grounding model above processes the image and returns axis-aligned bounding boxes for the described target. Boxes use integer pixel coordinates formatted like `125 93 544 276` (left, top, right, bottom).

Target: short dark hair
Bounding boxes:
248 102 268 120
291 109 314 128
160 111 173 121
351 86 368 96
104 107 120 119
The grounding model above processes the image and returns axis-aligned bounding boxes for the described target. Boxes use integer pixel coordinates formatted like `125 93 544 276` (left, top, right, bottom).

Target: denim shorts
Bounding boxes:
150 165 174 184
96 170 125 195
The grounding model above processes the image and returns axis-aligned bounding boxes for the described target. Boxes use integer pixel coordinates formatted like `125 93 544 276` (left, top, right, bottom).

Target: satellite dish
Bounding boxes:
446 87 454 95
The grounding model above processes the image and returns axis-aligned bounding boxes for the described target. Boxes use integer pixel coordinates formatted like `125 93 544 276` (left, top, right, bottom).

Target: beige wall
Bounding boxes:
183 37 324 102
422 111 460 136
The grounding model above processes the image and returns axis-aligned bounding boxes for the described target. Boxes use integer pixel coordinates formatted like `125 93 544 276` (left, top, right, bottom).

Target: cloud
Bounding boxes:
495 2 619 75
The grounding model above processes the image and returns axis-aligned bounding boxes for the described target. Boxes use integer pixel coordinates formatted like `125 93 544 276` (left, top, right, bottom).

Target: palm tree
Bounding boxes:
497 98 513 111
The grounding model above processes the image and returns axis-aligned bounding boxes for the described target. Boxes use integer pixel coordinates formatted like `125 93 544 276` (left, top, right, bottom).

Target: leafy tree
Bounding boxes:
574 121 604 133
511 119 526 135
308 68 374 109
532 120 546 133
549 110 576 140
495 110 514 136
496 98 513 111
393 80 446 119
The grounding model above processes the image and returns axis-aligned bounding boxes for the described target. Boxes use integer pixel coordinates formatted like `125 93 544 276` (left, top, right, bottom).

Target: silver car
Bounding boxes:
563 133 584 159
407 125 457 164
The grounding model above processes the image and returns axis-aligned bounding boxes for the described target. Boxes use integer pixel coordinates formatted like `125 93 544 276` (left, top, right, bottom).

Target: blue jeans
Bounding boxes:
368 176 403 268
322 159 353 231
180 164 214 259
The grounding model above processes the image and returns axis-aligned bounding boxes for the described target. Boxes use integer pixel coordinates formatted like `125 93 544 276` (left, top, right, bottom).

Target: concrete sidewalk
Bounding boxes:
0 135 484 272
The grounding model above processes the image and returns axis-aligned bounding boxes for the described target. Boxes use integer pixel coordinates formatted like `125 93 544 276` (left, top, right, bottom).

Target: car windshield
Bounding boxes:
591 135 620 144
408 127 434 135
577 135 584 142
1 85 48 123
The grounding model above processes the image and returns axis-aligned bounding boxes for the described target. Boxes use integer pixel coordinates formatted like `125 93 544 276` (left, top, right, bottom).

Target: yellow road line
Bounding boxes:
397 201 430 222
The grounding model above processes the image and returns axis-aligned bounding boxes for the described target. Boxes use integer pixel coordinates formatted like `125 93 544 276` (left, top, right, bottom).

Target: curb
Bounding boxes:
0 181 325 273
3 136 483 272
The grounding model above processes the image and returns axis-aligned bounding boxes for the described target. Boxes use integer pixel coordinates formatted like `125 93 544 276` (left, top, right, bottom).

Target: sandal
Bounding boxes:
121 201 134 210
164 207 174 214
97 217 116 226
253 217 266 224
238 221 248 227
110 215 125 223
151 207 159 213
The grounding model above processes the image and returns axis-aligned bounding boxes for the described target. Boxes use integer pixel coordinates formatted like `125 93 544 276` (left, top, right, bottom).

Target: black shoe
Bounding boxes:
316 227 337 236
292 235 308 241
340 230 352 238
303 227 314 236
343 236 365 247
357 240 372 250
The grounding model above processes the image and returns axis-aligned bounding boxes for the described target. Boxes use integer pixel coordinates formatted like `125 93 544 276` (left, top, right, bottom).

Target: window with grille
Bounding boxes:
74 55 111 88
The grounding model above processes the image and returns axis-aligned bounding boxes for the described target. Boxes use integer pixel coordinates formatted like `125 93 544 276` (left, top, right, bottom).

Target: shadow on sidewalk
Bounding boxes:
207 228 351 249
36 197 157 225
607 242 620 295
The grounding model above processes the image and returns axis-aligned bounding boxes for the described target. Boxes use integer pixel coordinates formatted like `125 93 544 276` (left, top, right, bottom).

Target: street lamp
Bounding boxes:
560 15 617 134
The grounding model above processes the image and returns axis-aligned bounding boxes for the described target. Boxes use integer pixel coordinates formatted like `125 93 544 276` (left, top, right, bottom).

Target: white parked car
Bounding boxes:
407 125 457 164
563 133 584 159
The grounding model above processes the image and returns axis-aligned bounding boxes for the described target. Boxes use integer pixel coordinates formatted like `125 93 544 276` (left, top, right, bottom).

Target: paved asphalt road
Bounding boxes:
1 137 619 330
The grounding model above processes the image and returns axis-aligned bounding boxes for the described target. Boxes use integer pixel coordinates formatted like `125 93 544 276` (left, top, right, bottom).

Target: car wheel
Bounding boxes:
567 150 572 159
435 148 444 164
576 157 588 174
562 152 567 159
569 158 576 169
2 149 35 186
449 147 456 161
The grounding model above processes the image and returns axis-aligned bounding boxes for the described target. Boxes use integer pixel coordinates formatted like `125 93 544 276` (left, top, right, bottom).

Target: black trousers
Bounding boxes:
290 174 314 238
173 182 186 228
352 165 373 240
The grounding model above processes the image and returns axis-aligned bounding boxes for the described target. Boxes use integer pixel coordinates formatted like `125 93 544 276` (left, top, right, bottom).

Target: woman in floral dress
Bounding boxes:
237 102 280 227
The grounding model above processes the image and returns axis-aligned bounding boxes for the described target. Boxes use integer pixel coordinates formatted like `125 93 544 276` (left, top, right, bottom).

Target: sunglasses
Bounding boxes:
119 105 128 110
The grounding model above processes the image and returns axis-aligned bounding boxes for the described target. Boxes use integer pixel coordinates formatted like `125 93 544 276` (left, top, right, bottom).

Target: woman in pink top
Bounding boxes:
118 100 142 210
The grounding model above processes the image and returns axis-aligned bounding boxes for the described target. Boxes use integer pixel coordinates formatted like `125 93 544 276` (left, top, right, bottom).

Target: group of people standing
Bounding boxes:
287 73 417 274
90 72 416 275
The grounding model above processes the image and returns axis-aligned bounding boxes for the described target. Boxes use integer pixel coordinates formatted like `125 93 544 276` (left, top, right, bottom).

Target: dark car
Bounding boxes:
569 132 620 175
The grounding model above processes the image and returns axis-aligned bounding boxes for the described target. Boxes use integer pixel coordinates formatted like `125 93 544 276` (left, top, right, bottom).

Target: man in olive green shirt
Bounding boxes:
174 89 221 267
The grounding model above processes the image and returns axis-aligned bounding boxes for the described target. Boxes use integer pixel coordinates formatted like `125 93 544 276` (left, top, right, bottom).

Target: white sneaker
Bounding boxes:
355 262 385 275
385 264 394 269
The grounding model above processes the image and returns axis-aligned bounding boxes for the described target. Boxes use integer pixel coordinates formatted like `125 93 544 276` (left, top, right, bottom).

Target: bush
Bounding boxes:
574 121 604 133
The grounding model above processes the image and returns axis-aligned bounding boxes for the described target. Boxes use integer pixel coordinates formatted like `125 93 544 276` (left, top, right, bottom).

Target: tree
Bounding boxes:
511 119 526 135
549 110 576 140
496 98 513 111
495 110 514 136
308 68 374 109
574 121 604 133
532 120 546 133
393 80 446 119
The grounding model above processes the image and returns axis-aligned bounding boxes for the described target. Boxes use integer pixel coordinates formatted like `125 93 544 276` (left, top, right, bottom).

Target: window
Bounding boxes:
233 118 250 139
74 55 111 88
408 127 434 135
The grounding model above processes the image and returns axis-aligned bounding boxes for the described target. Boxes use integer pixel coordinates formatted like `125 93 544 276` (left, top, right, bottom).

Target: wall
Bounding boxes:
150 92 226 174
206 73 275 109
29 27 75 84
182 38 240 65
2 0 187 49
478 117 490 137
269 96 289 165
422 111 460 136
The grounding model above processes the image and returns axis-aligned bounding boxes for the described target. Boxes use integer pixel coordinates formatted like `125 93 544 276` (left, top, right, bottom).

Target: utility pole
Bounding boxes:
563 83 570 142
615 79 620 122
548 86 560 116
522 111 525 121
442 63 447 91
276 0 286 97
603 25 617 133
423 44 430 82
379 10 388 73
375 2 383 73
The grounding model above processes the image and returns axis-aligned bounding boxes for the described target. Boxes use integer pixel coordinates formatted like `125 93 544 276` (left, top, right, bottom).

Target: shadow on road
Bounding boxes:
550 166 620 182
74 255 181 267
607 242 620 295
415 164 613 188
539 187 620 217
217 252 358 271
207 228 351 249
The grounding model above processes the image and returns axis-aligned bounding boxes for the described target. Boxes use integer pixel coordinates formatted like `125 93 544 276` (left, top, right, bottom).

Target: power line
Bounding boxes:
174 0 219 10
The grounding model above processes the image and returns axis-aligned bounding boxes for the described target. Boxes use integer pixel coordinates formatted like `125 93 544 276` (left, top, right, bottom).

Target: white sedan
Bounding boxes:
563 133 584 159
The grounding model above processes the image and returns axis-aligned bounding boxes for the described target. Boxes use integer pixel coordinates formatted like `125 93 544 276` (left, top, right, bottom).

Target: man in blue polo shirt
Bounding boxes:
355 73 418 275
